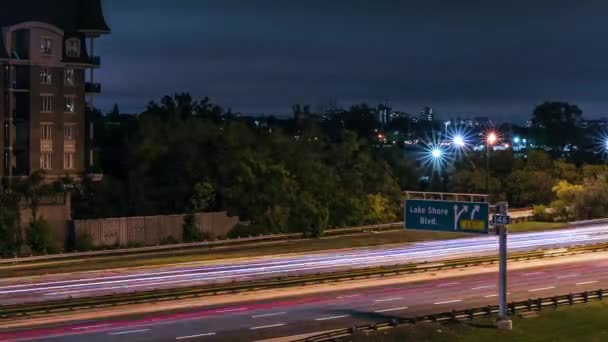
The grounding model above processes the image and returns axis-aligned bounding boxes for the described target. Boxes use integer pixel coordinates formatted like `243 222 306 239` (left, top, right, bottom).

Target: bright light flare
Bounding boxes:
487 132 497 145
453 135 465 147
431 148 442 158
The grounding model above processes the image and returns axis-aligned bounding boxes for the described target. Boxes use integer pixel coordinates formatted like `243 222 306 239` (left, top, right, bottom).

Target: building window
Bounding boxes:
41 95 53 113
65 96 75 113
65 68 75 86
41 38 52 56
40 152 52 170
64 124 75 140
40 67 52 84
65 38 80 58
41 123 53 140
64 152 75 170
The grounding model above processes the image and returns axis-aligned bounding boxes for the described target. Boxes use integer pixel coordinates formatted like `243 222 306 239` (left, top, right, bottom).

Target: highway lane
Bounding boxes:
2 224 608 305
2 256 608 341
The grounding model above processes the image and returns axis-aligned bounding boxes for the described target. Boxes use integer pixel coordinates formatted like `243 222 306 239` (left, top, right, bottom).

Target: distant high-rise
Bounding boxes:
376 104 390 127
420 106 433 122
0 0 110 188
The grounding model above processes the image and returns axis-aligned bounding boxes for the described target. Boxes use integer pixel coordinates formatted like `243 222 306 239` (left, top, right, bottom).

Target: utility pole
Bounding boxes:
496 201 512 330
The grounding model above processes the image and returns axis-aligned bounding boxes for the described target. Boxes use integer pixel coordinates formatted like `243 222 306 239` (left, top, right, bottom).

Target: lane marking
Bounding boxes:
250 323 286 330
434 299 462 305
176 333 216 340
109 329 150 335
252 312 287 318
557 274 579 279
483 293 510 298
216 307 248 313
437 282 459 287
72 324 112 330
374 306 408 313
337 294 360 299
576 281 598 285
523 272 545 276
528 286 555 292
315 315 350 321
374 297 402 302
471 285 495 290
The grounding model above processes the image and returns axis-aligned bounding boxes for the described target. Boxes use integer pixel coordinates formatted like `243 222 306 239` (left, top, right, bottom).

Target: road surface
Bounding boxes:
1 255 607 341
1 224 608 305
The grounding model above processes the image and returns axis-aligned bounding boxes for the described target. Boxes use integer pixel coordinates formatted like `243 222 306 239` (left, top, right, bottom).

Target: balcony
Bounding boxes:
40 139 53 153
85 82 101 94
64 140 76 153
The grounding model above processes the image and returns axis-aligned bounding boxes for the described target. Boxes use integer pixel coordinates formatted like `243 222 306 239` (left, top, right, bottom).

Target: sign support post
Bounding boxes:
496 202 512 330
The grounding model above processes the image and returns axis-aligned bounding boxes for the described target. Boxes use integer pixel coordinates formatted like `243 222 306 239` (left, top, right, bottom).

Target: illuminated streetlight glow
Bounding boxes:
453 135 465 147
431 148 442 159
487 132 497 145
513 137 520 144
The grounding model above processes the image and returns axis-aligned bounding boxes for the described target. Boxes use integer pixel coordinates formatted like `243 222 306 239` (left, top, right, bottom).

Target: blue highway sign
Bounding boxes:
405 199 489 234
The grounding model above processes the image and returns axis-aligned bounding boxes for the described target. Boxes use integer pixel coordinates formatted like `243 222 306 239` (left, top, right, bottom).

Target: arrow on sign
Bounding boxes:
470 205 480 219
454 205 469 231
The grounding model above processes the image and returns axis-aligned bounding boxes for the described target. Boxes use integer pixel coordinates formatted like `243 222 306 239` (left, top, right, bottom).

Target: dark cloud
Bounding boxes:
97 0 608 121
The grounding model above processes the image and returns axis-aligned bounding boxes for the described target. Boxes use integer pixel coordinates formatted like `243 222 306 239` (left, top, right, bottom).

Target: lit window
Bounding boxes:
41 38 52 56
41 95 53 113
40 152 52 170
64 124 75 140
65 68 75 86
65 96 75 113
40 67 52 84
65 38 80 58
41 123 53 140
63 152 75 170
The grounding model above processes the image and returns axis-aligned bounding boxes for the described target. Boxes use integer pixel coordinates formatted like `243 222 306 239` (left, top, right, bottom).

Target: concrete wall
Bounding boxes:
74 212 240 248
19 193 71 251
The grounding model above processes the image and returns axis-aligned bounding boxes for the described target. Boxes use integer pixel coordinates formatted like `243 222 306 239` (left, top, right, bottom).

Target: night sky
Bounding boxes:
98 0 608 121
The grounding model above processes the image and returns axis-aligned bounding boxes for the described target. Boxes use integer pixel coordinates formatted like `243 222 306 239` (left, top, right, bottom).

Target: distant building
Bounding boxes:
419 106 433 122
390 111 409 121
376 104 391 127
0 0 110 188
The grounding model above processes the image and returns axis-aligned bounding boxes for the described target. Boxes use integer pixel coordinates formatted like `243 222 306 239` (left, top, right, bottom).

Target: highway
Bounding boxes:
2 224 608 305
2 255 608 341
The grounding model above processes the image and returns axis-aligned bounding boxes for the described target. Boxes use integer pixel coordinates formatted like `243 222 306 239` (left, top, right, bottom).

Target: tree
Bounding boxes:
550 180 583 221
504 170 554 207
531 102 582 150
12 171 58 254
575 178 608 219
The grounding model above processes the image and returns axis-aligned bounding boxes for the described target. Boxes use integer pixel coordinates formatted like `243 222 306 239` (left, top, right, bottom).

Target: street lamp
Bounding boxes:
486 131 497 194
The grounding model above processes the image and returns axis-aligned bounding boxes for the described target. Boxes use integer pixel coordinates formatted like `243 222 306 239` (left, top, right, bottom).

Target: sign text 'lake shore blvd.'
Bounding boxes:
405 199 489 234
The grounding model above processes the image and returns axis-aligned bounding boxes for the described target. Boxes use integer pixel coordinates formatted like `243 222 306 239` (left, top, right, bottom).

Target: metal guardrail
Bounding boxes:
1 241 606 320
297 289 608 341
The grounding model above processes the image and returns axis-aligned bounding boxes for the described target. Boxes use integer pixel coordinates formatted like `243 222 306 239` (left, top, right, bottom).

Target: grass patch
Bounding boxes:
508 221 567 233
354 301 608 342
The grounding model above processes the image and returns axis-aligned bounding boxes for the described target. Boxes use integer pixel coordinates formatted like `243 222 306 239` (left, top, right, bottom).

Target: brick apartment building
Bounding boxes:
0 0 110 189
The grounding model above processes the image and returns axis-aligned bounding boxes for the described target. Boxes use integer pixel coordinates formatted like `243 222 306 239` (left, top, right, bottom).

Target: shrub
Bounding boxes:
533 205 553 222
182 213 202 242
27 218 52 253
227 222 270 239
75 232 94 251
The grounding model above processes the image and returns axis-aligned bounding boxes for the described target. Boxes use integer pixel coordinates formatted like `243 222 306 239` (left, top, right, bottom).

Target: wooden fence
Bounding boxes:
74 212 240 248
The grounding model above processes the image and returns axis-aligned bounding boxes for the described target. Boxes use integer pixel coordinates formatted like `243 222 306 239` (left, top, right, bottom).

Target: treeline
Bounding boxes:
74 94 402 237
73 95 608 233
